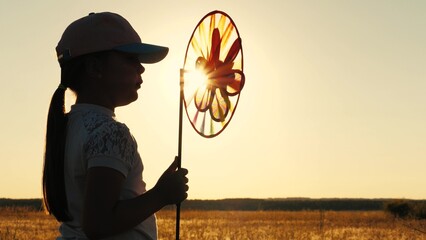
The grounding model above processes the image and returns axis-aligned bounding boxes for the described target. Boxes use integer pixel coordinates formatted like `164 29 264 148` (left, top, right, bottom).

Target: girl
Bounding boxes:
42 12 189 240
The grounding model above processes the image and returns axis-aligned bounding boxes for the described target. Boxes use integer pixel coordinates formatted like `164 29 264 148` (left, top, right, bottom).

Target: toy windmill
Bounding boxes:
176 10 245 239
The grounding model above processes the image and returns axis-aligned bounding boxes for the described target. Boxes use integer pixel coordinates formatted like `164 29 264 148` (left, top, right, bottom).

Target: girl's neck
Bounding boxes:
76 95 115 112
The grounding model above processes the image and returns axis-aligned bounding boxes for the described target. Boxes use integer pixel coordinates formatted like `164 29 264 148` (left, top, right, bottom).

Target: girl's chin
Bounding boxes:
117 94 139 107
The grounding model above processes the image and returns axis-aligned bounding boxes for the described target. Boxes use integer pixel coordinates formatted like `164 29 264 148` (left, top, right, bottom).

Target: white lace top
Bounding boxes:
58 104 157 240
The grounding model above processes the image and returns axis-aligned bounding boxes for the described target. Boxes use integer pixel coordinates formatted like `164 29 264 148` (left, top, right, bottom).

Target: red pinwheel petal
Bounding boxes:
206 64 244 96
196 57 207 70
226 70 245 96
207 61 234 79
224 38 241 64
210 28 221 64
194 87 213 112
210 88 230 122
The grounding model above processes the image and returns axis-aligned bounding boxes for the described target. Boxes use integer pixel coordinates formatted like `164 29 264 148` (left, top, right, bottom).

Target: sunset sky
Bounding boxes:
0 0 425 200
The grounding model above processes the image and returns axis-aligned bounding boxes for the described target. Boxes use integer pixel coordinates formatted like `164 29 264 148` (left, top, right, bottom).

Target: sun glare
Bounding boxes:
64 89 76 113
181 68 208 106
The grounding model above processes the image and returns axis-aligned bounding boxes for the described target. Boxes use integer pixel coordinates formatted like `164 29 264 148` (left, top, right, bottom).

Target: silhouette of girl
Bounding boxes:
43 12 188 240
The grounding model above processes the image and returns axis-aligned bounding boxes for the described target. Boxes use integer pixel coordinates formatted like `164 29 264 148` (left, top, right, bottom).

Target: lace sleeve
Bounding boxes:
84 121 137 176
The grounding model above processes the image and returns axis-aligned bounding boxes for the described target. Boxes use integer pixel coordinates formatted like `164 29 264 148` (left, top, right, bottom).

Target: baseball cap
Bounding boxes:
56 12 168 64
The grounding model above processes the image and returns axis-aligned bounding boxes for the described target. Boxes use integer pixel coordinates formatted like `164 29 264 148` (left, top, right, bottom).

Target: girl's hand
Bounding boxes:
154 156 189 205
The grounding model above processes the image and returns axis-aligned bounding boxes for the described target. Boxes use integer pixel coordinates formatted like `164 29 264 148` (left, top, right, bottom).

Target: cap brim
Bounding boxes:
114 43 169 63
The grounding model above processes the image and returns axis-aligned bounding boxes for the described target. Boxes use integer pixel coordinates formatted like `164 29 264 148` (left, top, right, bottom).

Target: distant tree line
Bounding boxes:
0 198 43 210
384 199 426 219
178 198 393 211
1 198 425 215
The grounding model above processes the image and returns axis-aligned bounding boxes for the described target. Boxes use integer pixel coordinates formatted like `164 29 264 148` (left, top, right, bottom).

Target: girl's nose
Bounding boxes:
138 64 145 75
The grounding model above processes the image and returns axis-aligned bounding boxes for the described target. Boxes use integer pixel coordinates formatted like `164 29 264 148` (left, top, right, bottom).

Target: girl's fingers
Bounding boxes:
166 156 179 172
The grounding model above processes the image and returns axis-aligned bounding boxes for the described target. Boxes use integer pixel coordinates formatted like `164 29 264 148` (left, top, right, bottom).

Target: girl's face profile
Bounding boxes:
100 51 145 108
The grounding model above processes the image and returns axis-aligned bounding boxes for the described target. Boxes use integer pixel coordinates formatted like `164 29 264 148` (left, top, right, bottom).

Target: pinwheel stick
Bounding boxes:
176 69 185 240
175 10 244 240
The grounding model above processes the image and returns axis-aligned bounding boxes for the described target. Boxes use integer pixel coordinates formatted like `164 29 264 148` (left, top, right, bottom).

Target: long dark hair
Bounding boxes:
43 51 110 222
43 85 70 221
42 55 87 222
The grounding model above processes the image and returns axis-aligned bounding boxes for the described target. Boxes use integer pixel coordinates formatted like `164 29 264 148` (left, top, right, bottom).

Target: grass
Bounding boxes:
1 207 425 239
0 207 59 240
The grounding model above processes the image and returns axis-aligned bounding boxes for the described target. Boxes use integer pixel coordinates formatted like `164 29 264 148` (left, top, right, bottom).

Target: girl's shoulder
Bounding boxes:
81 109 136 166
82 110 123 134
70 104 129 136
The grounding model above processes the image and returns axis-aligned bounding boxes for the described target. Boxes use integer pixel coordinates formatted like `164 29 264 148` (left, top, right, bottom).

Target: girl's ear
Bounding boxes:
84 56 104 79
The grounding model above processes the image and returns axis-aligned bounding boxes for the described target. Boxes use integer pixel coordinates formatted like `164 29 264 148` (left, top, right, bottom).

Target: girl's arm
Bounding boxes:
82 158 188 239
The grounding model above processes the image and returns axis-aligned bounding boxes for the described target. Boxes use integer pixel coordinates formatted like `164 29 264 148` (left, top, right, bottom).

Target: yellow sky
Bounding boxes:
0 0 425 200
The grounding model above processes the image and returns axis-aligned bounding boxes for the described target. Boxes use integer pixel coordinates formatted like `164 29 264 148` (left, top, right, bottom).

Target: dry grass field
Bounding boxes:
1 207 425 239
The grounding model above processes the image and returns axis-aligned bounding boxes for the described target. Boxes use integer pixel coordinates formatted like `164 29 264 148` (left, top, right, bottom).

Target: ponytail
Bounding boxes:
42 84 72 222
42 51 110 222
